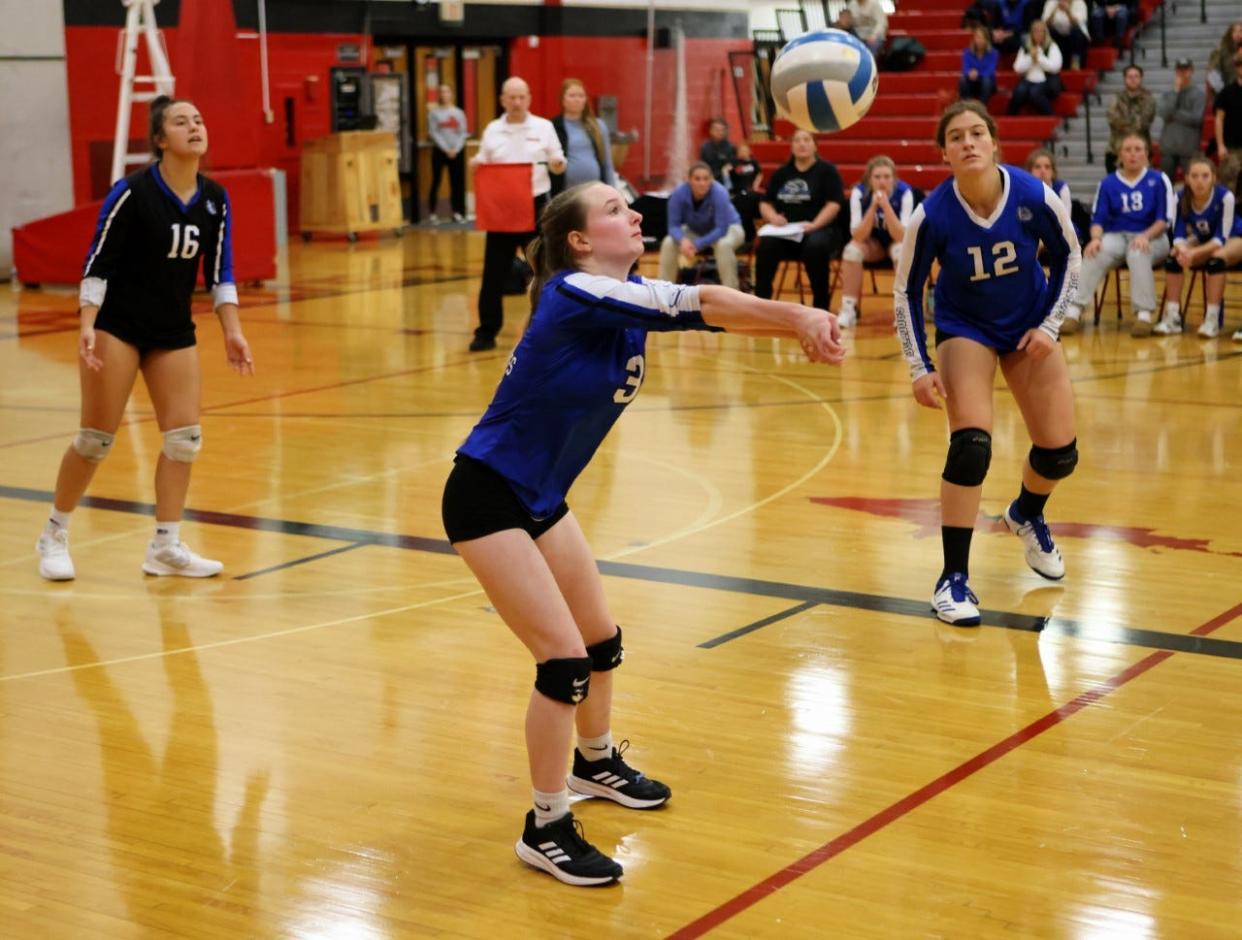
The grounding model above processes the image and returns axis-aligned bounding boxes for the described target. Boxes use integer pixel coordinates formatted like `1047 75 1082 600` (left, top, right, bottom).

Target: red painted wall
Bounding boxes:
509 35 751 183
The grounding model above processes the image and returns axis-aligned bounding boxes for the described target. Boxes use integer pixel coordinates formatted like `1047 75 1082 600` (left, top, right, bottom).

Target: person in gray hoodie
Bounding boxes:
427 83 469 222
1158 59 1206 181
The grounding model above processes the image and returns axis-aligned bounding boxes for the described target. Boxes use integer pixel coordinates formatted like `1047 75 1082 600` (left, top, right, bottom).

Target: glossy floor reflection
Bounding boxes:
2 232 1241 937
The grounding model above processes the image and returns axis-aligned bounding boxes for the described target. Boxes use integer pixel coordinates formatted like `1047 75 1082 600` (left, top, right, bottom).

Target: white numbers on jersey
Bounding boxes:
505 355 517 376
613 355 645 404
1120 191 1144 213
167 223 201 259
965 240 1020 282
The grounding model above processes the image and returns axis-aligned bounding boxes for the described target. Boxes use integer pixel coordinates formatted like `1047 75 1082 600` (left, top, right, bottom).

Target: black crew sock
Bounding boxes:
1015 484 1051 522
940 526 974 580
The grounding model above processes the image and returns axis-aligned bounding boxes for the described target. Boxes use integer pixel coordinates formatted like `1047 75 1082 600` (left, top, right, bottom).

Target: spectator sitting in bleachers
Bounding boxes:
837 155 914 329
1090 0 1136 49
1153 156 1234 337
699 117 737 186
991 0 1030 54
1025 147 1074 212
728 142 763 242
834 7 859 36
1157 58 1207 181
753 129 846 313
658 162 746 290
1041 0 1089 70
1062 133 1173 336
1106 64 1155 174
847 0 888 58
1215 52 1242 189
1207 22 1242 95
1007 20 1063 116
959 25 999 108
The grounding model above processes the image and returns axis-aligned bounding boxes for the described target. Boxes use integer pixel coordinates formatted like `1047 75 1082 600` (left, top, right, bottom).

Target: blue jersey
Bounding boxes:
849 179 915 245
1091 168 1175 235
893 165 1081 378
1173 184 1235 246
458 271 721 517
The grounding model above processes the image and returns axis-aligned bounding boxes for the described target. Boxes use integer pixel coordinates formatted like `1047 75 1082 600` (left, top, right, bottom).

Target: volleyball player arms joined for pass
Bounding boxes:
36 96 255 582
442 181 844 886
893 100 1082 626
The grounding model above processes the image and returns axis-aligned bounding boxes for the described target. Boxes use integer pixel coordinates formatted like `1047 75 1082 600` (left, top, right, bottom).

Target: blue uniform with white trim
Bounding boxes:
458 272 721 517
849 180 915 247
1091 168 1175 234
893 165 1081 379
1173 183 1235 246
80 164 235 350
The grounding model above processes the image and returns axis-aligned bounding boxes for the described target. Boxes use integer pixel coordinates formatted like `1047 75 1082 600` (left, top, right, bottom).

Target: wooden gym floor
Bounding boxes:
2 229 1241 938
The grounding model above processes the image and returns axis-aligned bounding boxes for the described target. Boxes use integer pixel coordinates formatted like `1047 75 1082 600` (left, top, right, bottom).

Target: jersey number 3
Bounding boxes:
966 241 1019 282
613 355 645 404
167 223 201 259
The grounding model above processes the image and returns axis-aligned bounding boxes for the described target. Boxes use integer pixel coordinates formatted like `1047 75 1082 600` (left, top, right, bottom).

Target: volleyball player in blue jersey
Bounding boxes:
442 181 844 886
35 96 254 582
893 100 1082 626
1153 156 1236 337
1061 133 1175 336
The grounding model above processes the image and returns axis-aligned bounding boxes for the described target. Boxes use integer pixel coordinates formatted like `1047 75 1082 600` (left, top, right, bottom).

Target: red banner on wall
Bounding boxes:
473 163 535 233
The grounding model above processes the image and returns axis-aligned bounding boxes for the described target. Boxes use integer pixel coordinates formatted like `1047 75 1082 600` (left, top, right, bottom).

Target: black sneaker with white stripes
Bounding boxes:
514 810 623 886
567 739 671 809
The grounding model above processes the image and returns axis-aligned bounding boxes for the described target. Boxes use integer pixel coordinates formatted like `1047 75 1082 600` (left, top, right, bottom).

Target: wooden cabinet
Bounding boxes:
299 131 404 241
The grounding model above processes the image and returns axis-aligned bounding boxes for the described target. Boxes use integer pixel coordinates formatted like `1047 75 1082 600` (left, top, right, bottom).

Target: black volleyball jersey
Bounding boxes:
81 164 236 346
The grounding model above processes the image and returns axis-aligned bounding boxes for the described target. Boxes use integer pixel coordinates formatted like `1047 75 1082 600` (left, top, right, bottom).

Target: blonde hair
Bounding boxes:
525 183 596 314
863 155 898 194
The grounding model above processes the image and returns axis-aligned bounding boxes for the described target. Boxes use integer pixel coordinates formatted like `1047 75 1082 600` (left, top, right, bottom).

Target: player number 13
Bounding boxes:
966 241 1019 282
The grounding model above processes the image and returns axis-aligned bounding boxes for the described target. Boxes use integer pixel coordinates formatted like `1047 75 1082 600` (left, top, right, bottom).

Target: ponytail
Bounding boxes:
525 182 595 318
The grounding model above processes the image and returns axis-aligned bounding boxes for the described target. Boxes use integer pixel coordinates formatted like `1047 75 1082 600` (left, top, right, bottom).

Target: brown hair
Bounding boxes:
1024 146 1058 177
969 24 992 53
526 183 596 314
1178 155 1217 223
149 94 194 159
935 98 998 149
560 78 607 171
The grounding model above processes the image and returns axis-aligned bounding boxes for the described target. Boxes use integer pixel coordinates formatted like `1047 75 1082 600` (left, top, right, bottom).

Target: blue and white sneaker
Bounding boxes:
1003 500 1065 580
931 572 981 626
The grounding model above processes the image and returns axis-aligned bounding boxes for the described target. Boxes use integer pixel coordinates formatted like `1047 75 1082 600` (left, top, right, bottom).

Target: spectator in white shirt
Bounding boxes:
1007 20 1063 116
1041 0 1089 69
468 76 566 351
847 0 888 57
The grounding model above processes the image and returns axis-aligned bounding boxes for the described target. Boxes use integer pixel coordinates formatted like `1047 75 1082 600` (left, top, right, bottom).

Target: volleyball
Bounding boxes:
770 29 879 133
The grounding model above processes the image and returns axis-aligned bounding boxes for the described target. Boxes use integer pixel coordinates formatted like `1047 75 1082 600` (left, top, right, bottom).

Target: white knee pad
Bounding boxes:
842 241 866 263
73 428 115 463
162 425 203 463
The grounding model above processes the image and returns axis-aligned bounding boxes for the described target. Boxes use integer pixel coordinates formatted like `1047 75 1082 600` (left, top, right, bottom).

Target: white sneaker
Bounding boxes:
428 213 440 225
836 307 857 329
1003 500 1065 580
1152 314 1182 335
1233 327 1242 343
452 212 465 223
142 540 223 578
931 573 981 626
1197 316 1220 339
36 529 75 581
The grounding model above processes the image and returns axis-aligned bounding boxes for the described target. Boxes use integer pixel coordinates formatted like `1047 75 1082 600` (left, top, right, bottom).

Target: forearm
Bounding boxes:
1142 220 1167 240
79 304 99 330
214 303 243 336
698 286 805 335
806 203 840 232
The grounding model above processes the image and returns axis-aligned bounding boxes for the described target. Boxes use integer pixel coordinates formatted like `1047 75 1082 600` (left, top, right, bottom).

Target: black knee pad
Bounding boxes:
535 656 592 705
1029 439 1078 480
1163 256 1183 274
1206 257 1226 274
942 428 992 487
586 627 624 672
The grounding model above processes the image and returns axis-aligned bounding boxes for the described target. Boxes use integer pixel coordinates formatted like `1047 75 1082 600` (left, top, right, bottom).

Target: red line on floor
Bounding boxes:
668 601 1242 939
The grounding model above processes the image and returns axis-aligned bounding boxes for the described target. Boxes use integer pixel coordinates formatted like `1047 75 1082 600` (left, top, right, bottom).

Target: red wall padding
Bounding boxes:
13 169 277 286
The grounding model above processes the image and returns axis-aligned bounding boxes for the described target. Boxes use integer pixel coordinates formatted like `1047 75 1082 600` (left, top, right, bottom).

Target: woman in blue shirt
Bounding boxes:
893 99 1082 626
550 78 615 196
443 181 843 886
959 25 999 107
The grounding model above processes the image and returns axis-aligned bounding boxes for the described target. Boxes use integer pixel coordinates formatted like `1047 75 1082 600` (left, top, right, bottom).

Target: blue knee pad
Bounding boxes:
535 656 592 705
942 428 992 487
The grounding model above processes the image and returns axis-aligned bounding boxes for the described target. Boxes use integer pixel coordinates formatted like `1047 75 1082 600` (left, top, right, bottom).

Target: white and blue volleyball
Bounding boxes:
770 29 879 133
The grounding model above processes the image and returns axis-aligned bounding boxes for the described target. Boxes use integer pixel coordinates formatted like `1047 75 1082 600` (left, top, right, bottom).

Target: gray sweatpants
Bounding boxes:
1073 231 1170 314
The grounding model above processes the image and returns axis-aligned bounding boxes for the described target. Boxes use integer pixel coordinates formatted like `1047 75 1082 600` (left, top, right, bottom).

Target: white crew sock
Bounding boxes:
533 788 570 827
47 507 72 533
154 521 180 546
1163 301 1180 320
577 731 613 762
1206 303 1221 327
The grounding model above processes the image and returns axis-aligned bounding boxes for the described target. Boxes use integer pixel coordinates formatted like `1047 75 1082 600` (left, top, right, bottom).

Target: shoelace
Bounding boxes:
947 576 978 604
1026 517 1055 553
610 739 647 782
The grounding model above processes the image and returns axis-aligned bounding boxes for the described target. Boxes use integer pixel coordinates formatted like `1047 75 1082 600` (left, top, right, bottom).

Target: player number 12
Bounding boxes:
966 240 1019 282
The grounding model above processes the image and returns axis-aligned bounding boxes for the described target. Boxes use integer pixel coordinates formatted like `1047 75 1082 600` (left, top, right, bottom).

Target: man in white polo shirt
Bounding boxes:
469 76 566 351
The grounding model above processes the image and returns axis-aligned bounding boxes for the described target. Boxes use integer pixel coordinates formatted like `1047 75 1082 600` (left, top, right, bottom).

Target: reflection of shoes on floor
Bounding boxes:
1130 313 1153 337
1059 315 1080 335
469 335 497 352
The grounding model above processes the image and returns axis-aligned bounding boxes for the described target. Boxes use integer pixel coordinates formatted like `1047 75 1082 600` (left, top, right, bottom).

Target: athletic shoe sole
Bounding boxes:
38 564 75 581
567 774 670 809
931 605 981 627
142 561 223 578
513 840 621 886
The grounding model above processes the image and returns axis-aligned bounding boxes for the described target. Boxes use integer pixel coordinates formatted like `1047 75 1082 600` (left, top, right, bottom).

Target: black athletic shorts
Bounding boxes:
95 321 197 354
441 455 569 544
